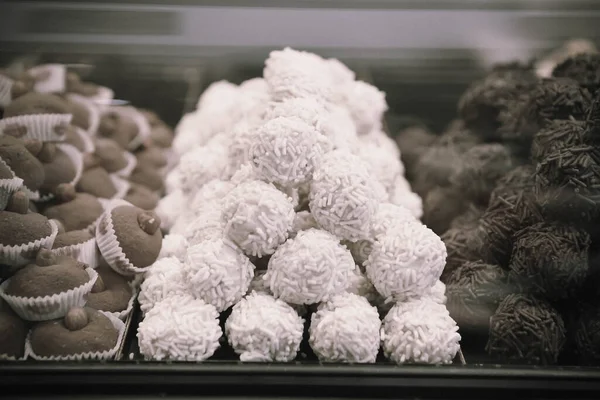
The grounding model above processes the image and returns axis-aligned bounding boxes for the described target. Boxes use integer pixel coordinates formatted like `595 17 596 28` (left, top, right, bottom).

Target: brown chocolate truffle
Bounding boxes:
98 110 139 149
76 167 117 199
109 205 162 268
149 124 174 148
43 192 103 232
440 227 481 282
5 254 89 298
0 136 45 192
0 157 14 179
3 92 70 117
94 138 128 173
65 97 91 131
52 229 93 249
135 147 167 169
40 146 78 194
0 300 27 358
86 266 133 313
0 211 52 246
64 125 88 152
30 307 119 357
124 183 159 210
129 165 164 192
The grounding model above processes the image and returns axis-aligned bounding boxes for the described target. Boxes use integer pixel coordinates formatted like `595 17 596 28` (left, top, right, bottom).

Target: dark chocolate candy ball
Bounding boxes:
446 260 510 334
458 63 537 141
552 53 600 93
573 302 600 365
486 294 566 365
440 227 481 282
423 186 467 235
531 119 587 163
449 143 513 205
450 204 484 230
508 223 590 301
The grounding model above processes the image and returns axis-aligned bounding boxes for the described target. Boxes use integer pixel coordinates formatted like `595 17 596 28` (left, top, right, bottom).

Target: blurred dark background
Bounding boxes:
1 0 599 131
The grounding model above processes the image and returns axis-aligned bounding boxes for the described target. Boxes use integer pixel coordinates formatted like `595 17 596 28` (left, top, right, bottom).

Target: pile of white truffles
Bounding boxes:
137 47 460 364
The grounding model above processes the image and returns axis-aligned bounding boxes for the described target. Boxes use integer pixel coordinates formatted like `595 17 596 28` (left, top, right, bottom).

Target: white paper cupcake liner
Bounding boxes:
20 185 40 201
0 220 58 267
109 174 130 200
115 151 137 178
0 176 24 211
0 267 98 321
95 199 151 276
24 310 125 361
67 93 101 136
28 64 67 94
72 126 96 153
0 114 72 142
51 236 99 269
0 74 13 108
36 144 84 203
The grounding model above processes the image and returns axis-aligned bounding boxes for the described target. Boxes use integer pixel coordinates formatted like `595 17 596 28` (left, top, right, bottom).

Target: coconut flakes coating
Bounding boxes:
249 116 330 187
221 180 295 257
155 189 187 231
225 291 304 362
309 293 381 363
158 234 189 262
366 223 446 302
389 176 424 219
342 80 388 135
137 295 222 361
265 228 354 305
382 298 460 364
264 47 335 103
347 203 419 266
178 144 229 195
309 150 379 242
183 238 255 312
139 257 189 315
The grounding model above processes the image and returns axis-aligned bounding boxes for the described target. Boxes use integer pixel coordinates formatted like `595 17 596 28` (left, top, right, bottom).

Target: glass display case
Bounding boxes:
1 1 600 398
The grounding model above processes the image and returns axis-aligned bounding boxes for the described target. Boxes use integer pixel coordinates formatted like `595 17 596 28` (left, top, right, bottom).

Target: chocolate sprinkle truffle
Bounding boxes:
449 143 513 205
458 63 538 140
440 227 481 282
572 302 600 365
423 186 468 235
531 119 587 163
395 122 436 178
508 223 590 300
502 78 591 147
446 261 510 334
0 299 27 359
29 307 119 357
413 145 463 196
486 294 566 365
552 53 600 93
469 208 521 268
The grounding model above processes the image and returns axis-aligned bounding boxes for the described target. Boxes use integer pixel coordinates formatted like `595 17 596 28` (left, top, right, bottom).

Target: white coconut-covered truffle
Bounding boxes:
225 291 304 362
428 280 447 305
158 234 189 261
290 210 320 238
138 257 189 314
263 98 358 152
381 298 460 364
359 129 400 159
137 295 222 361
190 179 234 210
265 228 354 305
327 57 356 86
227 120 261 176
390 176 423 219
196 80 240 114
183 204 225 245
178 144 229 195
346 266 382 305
155 189 187 231
165 167 182 194
222 180 295 257
342 81 388 135
309 150 380 241
309 293 381 363
346 203 417 266
359 142 404 194
249 116 329 187
264 47 335 103
184 238 255 312
366 223 446 302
